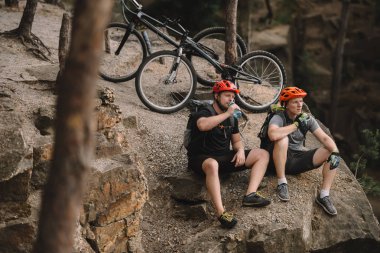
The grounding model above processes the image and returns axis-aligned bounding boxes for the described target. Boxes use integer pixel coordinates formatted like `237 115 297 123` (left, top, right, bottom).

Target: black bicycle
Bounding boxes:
99 0 247 83
135 20 287 114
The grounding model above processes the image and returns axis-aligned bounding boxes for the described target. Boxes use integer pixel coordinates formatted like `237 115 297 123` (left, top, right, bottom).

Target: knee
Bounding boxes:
246 149 269 167
257 149 270 162
202 159 219 176
320 147 330 160
274 137 288 148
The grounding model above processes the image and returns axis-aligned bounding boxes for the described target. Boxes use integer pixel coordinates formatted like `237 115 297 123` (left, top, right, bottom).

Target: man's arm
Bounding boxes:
231 133 245 166
312 128 339 152
231 133 244 152
268 123 298 141
197 105 237 131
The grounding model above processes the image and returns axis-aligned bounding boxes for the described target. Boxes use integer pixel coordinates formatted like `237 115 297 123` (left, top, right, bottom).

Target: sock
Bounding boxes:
320 189 329 198
278 177 287 186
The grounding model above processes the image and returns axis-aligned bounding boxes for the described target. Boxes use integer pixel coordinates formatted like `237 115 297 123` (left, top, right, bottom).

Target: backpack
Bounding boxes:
257 104 286 150
183 99 234 151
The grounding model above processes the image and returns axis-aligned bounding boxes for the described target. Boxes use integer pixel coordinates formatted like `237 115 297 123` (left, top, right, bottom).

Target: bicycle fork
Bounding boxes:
115 22 135 55
165 48 183 84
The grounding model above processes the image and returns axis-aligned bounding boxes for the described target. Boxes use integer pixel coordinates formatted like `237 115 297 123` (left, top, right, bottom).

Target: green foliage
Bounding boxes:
359 175 380 196
273 0 298 24
349 129 380 196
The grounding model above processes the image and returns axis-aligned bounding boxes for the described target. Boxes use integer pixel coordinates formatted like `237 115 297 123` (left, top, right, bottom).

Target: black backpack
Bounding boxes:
183 100 234 151
257 104 286 150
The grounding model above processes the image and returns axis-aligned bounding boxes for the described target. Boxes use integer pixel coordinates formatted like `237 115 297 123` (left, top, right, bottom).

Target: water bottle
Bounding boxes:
229 101 242 119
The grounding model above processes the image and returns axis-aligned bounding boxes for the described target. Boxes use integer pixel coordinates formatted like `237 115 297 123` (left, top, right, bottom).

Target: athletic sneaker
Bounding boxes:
242 192 271 207
316 195 337 216
218 211 237 229
277 183 290 201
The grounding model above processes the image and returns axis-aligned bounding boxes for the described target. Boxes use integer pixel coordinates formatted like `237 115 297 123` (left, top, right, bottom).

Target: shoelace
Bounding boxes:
221 212 234 221
322 196 332 205
256 191 265 198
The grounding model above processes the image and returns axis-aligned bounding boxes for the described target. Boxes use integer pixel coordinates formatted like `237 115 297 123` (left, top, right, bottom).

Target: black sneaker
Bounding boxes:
277 183 290 201
316 195 337 216
242 192 271 207
218 211 237 229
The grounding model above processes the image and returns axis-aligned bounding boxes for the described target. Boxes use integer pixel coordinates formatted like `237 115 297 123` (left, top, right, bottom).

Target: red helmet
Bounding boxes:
213 80 240 94
279 87 307 102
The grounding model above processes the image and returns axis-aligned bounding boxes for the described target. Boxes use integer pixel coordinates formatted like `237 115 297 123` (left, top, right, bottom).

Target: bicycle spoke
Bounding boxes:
136 51 196 113
99 23 146 82
235 51 286 112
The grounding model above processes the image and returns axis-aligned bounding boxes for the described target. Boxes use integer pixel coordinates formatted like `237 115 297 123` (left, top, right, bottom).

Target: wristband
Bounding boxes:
293 121 299 127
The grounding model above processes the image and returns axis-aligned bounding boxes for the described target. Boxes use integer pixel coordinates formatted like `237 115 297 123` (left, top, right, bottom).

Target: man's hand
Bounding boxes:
231 149 245 167
295 113 310 135
327 152 340 169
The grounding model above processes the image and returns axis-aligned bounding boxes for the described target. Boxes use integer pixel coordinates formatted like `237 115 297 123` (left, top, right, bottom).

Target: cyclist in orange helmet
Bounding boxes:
187 80 271 229
267 86 340 215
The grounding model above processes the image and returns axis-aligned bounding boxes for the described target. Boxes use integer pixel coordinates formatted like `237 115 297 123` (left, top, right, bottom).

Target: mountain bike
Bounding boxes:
99 0 247 83
135 20 287 114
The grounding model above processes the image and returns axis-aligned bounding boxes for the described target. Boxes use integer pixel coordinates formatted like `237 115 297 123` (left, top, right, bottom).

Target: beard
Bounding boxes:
216 98 228 111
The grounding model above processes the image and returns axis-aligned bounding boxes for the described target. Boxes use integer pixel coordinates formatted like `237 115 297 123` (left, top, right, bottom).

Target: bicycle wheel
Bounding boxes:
99 22 147 82
189 27 248 87
135 50 197 114
235 50 287 112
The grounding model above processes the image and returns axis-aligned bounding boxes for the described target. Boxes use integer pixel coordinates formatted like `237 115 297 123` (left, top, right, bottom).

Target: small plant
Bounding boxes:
349 129 380 196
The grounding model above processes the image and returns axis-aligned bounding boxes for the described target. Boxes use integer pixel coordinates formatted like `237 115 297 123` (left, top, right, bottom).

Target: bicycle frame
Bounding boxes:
121 0 182 49
181 39 261 84
122 0 261 84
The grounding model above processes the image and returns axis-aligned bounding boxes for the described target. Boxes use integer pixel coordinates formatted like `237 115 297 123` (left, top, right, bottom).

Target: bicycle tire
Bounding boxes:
189 27 248 87
99 22 148 82
235 50 287 112
135 50 197 114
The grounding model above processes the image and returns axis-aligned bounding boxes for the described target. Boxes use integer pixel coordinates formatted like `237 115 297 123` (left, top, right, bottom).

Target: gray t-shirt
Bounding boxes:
269 113 320 151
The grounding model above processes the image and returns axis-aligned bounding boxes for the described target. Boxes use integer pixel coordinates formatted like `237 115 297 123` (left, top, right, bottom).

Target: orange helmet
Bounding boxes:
213 80 240 94
279 87 307 102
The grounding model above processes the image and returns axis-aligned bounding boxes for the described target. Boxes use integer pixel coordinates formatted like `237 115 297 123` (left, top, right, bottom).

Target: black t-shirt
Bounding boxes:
187 106 239 156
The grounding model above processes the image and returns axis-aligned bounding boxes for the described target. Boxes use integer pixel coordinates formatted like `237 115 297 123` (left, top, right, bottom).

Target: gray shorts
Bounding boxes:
267 148 319 175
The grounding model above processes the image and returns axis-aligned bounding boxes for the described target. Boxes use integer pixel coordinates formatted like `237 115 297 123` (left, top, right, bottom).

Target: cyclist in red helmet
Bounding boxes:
267 86 340 216
187 80 271 229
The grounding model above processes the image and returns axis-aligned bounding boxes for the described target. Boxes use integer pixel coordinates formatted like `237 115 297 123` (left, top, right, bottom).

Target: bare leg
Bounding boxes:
273 137 288 179
313 147 337 191
245 149 269 194
202 158 224 216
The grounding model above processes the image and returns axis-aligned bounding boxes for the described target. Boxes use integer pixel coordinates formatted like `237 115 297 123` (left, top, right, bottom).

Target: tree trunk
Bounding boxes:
264 0 273 24
5 0 19 8
32 0 114 252
18 0 38 37
225 0 238 65
330 0 350 133
58 13 71 75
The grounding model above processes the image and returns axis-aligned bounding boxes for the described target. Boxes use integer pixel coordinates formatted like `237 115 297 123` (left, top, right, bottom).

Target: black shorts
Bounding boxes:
188 150 251 176
267 148 319 175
